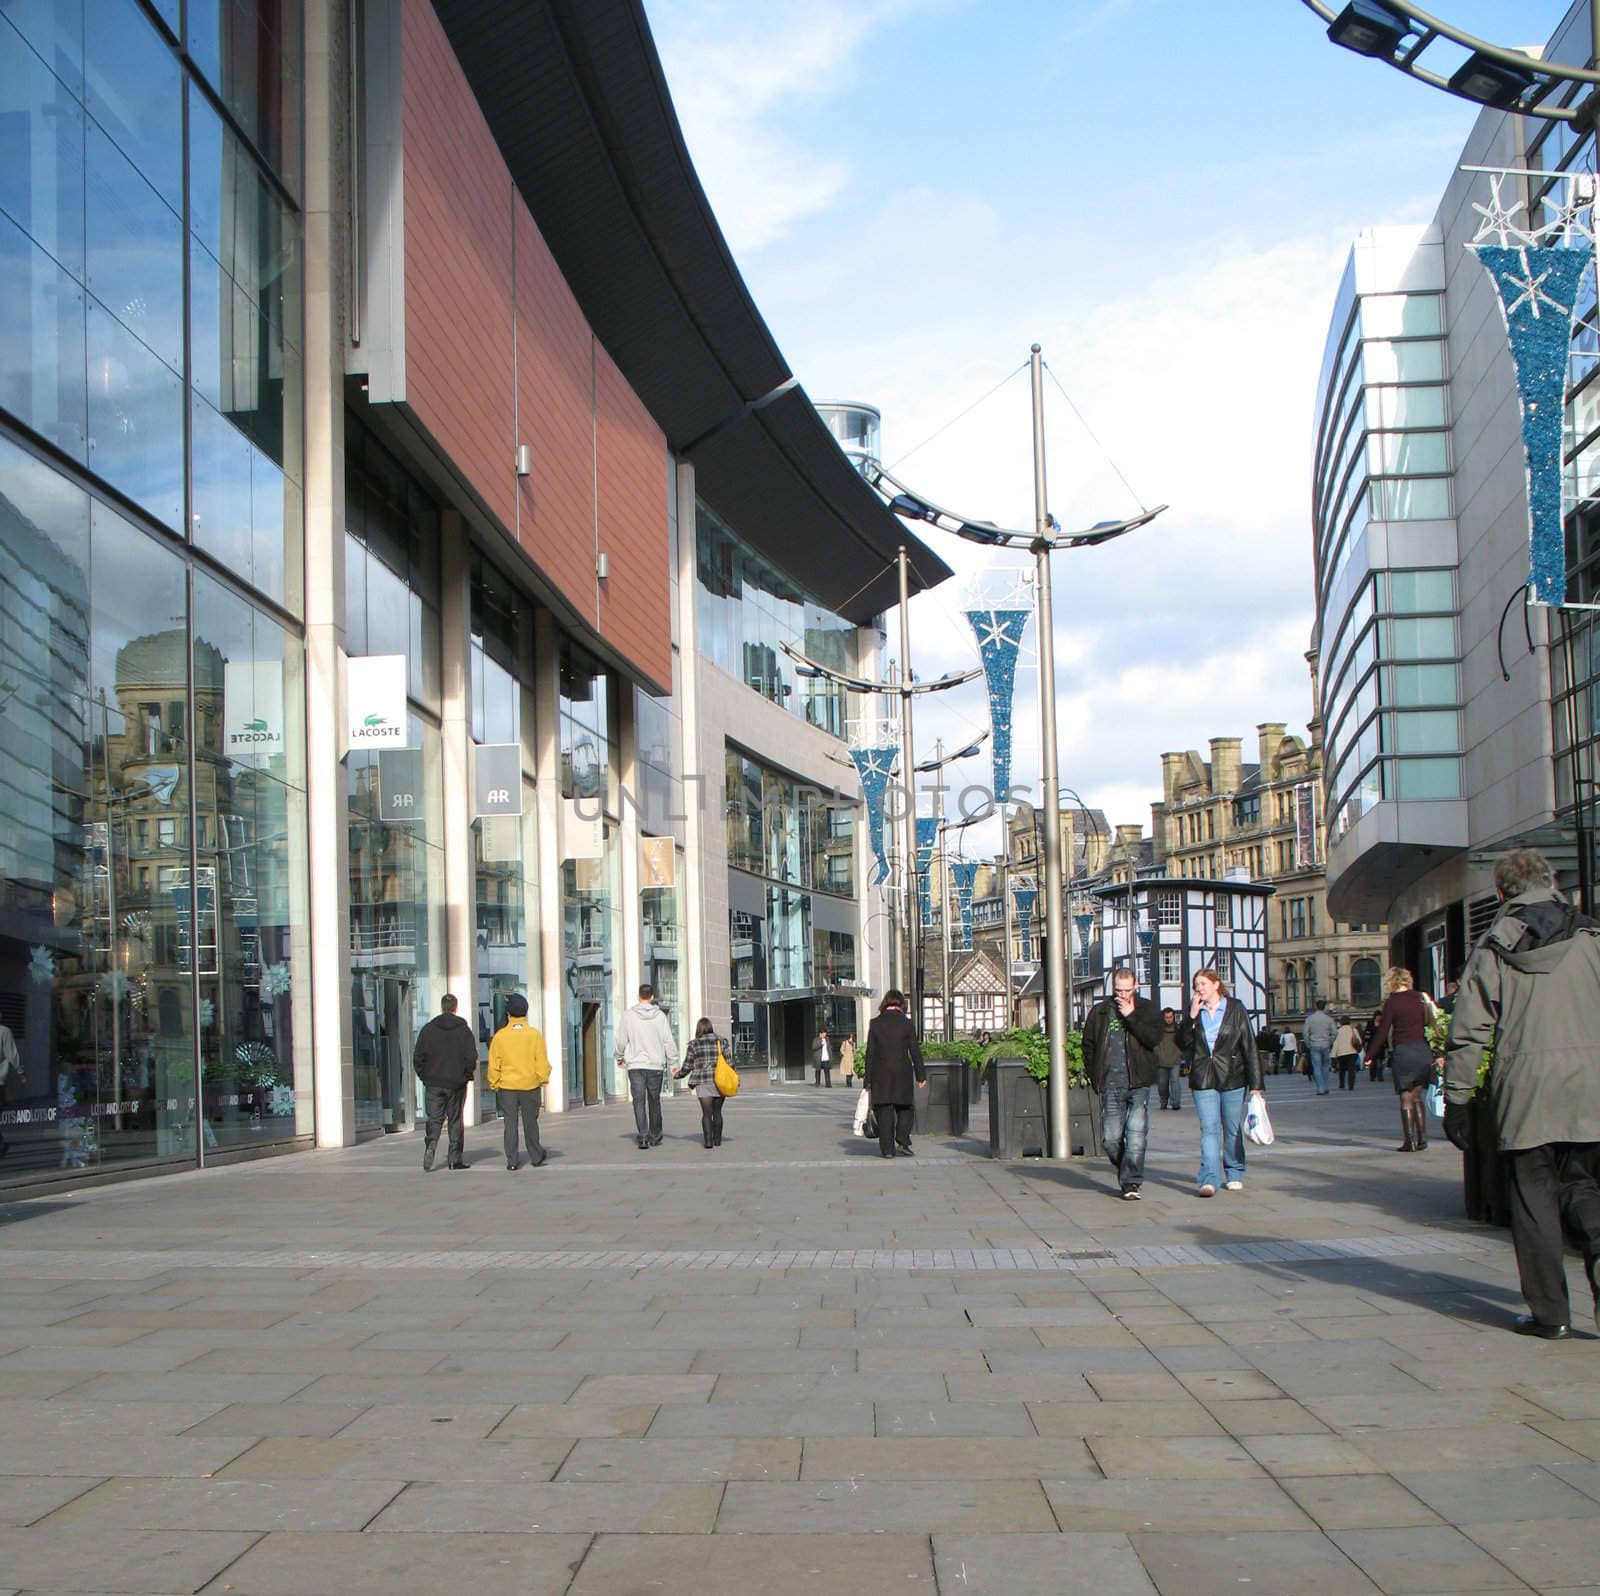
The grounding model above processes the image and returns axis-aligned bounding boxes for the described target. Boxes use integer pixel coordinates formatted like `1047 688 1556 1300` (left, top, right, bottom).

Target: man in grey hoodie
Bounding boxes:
1446 848 1600 1339
615 983 677 1150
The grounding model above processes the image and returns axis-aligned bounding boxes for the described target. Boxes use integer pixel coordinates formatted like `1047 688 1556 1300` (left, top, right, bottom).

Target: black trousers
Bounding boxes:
1335 1055 1359 1090
814 1064 832 1085
499 1087 544 1167
877 1101 912 1155
424 1084 467 1162
698 1095 724 1145
1506 1141 1600 1326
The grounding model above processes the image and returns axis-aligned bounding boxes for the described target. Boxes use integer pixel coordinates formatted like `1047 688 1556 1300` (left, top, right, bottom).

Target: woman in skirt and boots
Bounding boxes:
676 1017 730 1149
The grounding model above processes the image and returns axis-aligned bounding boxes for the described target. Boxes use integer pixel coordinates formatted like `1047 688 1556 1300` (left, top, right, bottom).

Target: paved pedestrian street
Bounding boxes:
1 1080 1597 1596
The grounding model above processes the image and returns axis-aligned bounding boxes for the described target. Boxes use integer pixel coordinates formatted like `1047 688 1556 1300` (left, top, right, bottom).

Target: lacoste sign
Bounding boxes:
223 662 285 760
345 654 408 751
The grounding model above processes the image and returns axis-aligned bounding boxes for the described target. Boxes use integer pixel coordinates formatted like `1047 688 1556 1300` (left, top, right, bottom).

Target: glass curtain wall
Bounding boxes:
635 687 684 1044
0 1 308 1182
344 420 444 1134
695 501 860 738
560 646 619 1104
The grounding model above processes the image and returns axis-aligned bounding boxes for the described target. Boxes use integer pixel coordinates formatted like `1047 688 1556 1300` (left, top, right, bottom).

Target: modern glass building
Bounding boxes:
1310 0 1600 980
0 0 947 1188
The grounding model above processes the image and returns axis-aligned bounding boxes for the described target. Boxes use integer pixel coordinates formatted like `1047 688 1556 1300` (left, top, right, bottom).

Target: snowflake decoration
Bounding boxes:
972 610 1022 652
1499 250 1568 321
260 961 291 999
1469 173 1528 248
28 944 54 985
197 997 215 1028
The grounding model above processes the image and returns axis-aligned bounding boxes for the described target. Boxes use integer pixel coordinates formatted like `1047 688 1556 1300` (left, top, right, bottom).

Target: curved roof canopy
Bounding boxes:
429 0 952 623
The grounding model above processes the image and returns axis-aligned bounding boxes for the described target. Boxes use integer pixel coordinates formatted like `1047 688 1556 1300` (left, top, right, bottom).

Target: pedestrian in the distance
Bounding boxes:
676 1017 732 1149
1082 967 1166 1199
1155 1006 1184 1110
1364 1012 1385 1082
864 989 925 1158
1366 968 1435 1153
839 1032 857 1082
413 993 478 1172
813 1028 833 1088
1303 999 1337 1095
615 983 676 1150
1177 969 1263 1197
1333 1015 1362 1092
1444 847 1600 1338
1279 1026 1299 1078
1257 1023 1281 1076
487 993 551 1171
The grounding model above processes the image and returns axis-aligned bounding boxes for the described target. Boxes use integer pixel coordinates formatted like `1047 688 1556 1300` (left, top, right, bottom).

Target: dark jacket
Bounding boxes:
412 1013 478 1089
1177 998 1263 1093
864 1007 925 1106
1365 989 1431 1059
1081 995 1166 1093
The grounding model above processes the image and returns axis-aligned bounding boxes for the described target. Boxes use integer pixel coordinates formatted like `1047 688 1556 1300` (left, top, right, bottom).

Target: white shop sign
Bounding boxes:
345 654 408 751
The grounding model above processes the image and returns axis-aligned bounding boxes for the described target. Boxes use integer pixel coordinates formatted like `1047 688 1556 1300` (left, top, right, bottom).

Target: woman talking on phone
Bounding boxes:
1176 968 1264 1197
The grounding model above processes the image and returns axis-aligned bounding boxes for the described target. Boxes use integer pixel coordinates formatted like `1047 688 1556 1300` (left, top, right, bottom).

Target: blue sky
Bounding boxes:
647 0 1565 840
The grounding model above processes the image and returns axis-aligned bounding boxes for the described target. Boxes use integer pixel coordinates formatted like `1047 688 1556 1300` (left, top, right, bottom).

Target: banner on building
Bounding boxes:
641 835 675 890
479 814 520 863
848 746 899 885
915 817 939 927
1294 782 1316 870
223 660 285 763
474 744 523 817
562 798 604 862
964 609 1029 803
1013 884 1038 962
378 749 423 825
950 859 980 952
345 653 408 751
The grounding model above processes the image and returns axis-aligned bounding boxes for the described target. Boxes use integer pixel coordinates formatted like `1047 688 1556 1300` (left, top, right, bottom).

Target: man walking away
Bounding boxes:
1081 967 1166 1199
616 983 676 1149
488 994 551 1171
1445 847 1600 1339
1155 1007 1184 1110
413 994 478 1171
1303 1000 1337 1096
1279 1026 1298 1078
814 1028 833 1088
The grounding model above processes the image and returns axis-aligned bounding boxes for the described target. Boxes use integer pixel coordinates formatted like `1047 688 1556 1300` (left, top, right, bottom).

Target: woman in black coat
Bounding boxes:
1175 968 1263 1197
864 989 925 1159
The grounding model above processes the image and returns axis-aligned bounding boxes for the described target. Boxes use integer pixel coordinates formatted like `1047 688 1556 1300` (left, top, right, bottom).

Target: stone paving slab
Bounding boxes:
931 1530 1159 1595
42 1474 408 1533
215 1433 575 1482
1328 1525 1536 1594
799 1435 1099 1481
554 1437 799 1481
566 1531 936 1593
1279 1474 1446 1530
368 1479 722 1533
0 1526 260 1593
715 1477 1059 1533
1129 1528 1383 1595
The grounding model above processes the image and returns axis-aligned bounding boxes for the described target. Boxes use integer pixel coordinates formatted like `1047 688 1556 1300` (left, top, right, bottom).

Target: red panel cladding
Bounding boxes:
401 0 516 533
513 199 598 623
594 342 671 689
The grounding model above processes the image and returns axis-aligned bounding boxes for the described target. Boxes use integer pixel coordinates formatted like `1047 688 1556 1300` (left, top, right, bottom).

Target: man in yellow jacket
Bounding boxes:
487 994 551 1171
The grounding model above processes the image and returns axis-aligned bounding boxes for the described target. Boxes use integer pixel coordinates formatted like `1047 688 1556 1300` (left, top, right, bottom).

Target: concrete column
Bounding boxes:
304 0 355 1147
532 609 567 1111
673 460 707 1041
439 517 478 1124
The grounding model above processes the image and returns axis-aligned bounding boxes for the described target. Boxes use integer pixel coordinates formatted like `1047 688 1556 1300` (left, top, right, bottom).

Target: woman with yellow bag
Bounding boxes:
676 1017 736 1149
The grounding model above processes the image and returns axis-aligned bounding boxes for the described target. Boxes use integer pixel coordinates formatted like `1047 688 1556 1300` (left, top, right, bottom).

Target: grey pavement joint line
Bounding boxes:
0 1232 1490 1277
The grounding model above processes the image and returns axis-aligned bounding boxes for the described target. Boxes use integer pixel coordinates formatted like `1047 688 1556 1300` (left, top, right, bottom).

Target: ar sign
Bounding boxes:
378 750 422 824
474 743 523 817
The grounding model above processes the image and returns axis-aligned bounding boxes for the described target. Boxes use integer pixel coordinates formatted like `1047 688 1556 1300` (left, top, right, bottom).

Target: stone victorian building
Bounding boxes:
1151 691 1388 1027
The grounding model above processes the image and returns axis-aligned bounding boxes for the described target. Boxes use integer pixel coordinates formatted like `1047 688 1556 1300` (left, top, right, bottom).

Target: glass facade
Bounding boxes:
723 744 860 1080
344 419 445 1135
695 500 861 738
0 1 308 1182
1313 252 1462 841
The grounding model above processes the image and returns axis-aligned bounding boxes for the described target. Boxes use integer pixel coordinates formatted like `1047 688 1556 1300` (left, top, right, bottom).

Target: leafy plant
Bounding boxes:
921 1038 984 1067
977 1026 1086 1086
1424 1008 1494 1094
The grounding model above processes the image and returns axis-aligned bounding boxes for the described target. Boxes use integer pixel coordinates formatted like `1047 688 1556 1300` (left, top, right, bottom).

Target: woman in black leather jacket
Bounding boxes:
1175 968 1264 1197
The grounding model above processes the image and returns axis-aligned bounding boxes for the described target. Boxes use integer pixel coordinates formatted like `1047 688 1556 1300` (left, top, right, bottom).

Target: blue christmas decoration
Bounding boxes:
915 817 939 927
1472 242 1592 606
949 860 980 952
964 609 1030 803
1074 912 1095 955
1013 885 1038 962
849 746 899 885
1136 929 1155 953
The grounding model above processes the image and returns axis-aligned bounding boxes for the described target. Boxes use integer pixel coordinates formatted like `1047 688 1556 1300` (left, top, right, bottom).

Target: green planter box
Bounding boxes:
988 1059 1047 1158
1067 1084 1102 1158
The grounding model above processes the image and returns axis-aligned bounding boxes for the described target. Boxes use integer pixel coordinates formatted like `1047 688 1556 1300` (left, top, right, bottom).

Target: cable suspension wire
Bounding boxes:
1042 361 1151 513
885 360 1030 472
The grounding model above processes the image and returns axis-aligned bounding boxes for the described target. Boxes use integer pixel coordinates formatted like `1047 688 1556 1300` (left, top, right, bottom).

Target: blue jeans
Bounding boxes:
629 1069 663 1142
1192 1086 1247 1189
1306 1046 1332 1093
1101 1081 1150 1192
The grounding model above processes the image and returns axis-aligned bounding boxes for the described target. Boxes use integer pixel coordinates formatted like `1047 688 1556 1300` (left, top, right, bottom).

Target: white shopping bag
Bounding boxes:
1245 1090 1274 1147
852 1084 871 1135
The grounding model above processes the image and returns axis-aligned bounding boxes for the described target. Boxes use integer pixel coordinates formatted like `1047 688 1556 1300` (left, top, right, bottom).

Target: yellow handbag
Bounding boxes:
713 1043 740 1098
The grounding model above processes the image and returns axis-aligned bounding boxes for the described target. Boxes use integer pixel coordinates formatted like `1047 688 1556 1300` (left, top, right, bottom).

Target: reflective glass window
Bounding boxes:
1389 663 1458 706
1390 617 1455 659
1386 710 1459 754
1396 757 1461 799
0 29 87 277
186 0 302 193
0 212 88 461
83 0 181 212
1363 340 1445 384
1360 294 1443 337
1373 476 1450 520
1367 384 1446 430
1390 570 1453 612
1368 431 1448 476
86 298 183 530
